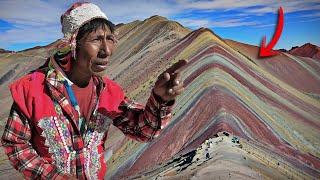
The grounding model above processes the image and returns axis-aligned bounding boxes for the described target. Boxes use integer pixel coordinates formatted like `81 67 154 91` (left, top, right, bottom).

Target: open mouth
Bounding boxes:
93 58 108 72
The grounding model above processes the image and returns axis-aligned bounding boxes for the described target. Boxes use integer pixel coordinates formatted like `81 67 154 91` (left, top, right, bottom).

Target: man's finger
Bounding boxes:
166 59 187 74
174 87 185 95
156 72 170 87
168 88 174 95
164 72 170 81
172 83 184 91
172 72 181 86
168 83 184 95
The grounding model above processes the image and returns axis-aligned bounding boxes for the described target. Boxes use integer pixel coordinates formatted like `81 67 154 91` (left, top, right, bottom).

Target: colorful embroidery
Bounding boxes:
38 101 112 179
83 112 111 179
38 115 76 175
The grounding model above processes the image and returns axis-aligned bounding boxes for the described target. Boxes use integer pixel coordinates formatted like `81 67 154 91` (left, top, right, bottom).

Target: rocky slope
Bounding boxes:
0 15 319 179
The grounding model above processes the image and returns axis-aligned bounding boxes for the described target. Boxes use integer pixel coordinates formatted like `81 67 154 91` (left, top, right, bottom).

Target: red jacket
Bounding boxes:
1 57 173 179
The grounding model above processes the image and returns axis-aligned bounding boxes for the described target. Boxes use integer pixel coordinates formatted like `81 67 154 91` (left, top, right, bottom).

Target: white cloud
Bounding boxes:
177 0 273 11
299 12 320 18
297 17 320 23
0 0 319 50
175 18 210 28
176 0 320 14
0 0 182 49
0 25 61 48
255 23 276 28
245 1 320 14
90 0 182 24
0 0 65 26
0 0 68 49
176 17 259 28
210 18 258 27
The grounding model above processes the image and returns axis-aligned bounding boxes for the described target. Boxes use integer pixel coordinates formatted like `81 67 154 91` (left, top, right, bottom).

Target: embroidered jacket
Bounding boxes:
1 57 173 179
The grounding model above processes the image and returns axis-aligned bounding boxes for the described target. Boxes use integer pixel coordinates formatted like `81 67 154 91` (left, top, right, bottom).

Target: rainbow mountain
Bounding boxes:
0 15 319 179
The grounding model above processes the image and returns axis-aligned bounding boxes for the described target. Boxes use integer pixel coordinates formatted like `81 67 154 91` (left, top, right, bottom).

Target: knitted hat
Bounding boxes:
55 2 109 71
61 2 108 38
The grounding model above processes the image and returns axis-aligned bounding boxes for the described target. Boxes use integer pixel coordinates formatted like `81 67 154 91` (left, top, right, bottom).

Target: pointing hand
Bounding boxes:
153 60 187 102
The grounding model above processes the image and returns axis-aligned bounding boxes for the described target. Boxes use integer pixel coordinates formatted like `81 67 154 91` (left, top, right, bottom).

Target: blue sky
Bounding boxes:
0 0 319 51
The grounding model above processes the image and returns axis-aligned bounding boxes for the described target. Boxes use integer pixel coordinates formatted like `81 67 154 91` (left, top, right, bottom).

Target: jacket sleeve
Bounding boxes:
112 90 174 142
1 103 68 180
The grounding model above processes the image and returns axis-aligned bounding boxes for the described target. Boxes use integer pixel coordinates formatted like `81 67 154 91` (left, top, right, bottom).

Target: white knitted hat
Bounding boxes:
61 2 108 38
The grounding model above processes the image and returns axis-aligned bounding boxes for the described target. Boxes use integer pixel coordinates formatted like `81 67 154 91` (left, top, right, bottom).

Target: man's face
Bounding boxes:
76 25 116 76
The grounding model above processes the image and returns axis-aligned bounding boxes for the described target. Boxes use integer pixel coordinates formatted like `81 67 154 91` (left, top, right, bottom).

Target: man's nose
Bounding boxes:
99 39 111 57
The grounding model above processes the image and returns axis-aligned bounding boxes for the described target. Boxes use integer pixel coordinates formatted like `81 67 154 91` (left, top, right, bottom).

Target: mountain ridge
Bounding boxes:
0 15 319 179
288 42 320 60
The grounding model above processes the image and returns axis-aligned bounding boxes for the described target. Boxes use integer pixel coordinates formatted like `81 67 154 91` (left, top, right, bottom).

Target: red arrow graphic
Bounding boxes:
259 7 284 58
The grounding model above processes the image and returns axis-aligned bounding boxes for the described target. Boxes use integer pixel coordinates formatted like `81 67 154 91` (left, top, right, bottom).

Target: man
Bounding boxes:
1 2 186 180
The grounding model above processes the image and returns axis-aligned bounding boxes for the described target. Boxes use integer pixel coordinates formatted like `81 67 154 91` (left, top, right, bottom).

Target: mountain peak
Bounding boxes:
148 15 167 21
0 48 14 54
288 42 320 59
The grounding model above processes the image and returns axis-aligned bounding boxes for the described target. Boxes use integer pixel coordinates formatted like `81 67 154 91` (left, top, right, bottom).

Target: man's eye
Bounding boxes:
90 36 116 43
107 36 115 42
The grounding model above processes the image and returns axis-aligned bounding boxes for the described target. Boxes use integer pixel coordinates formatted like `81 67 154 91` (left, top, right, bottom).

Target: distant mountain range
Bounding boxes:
2 38 320 60
288 43 320 60
0 48 14 54
0 15 319 179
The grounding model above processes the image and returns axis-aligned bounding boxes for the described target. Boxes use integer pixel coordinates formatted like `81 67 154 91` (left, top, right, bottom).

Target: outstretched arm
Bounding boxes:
112 60 187 142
